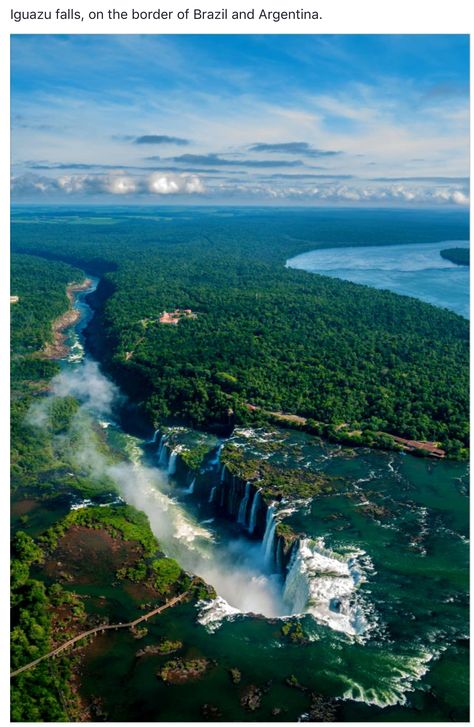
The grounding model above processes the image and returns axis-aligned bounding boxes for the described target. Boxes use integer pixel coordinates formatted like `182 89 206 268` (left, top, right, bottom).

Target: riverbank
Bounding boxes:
40 278 92 359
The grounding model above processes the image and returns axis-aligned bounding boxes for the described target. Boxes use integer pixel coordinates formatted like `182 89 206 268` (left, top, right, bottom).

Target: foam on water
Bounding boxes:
283 538 368 636
196 597 241 632
339 650 433 708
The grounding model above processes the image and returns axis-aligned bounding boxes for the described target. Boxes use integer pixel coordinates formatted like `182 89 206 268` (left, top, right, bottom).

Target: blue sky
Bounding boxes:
11 35 469 206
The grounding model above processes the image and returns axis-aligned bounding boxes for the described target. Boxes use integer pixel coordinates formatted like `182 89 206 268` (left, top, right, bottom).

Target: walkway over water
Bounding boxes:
10 589 192 678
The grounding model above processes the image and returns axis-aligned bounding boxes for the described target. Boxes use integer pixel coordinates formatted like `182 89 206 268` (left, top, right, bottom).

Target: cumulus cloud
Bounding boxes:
248 142 341 157
10 171 468 207
11 171 205 197
147 172 204 194
210 179 470 206
284 184 470 206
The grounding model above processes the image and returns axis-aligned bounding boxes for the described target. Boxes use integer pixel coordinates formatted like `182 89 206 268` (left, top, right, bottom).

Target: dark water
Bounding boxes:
287 240 470 319
33 269 469 721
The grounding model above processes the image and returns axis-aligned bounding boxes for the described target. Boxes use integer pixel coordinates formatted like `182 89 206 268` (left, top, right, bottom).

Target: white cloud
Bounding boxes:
11 171 205 197
147 172 204 195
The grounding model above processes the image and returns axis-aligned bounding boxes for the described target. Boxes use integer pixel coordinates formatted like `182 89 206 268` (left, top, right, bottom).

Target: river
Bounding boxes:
286 239 470 319
46 275 469 721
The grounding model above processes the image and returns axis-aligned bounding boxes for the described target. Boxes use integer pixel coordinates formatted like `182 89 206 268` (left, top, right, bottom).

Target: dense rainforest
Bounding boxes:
11 207 469 456
10 252 196 720
440 247 470 266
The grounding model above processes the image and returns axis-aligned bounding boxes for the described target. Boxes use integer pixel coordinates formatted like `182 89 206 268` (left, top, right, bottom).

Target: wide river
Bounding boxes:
286 240 470 319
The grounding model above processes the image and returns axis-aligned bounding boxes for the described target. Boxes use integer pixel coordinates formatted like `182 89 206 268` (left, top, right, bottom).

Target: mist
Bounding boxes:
28 357 293 618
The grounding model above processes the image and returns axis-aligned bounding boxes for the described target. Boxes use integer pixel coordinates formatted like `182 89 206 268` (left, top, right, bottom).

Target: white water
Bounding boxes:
184 477 196 495
210 444 223 466
283 538 367 636
147 429 160 444
237 482 251 527
261 503 277 567
208 486 216 503
248 488 261 534
167 449 178 475
158 437 168 466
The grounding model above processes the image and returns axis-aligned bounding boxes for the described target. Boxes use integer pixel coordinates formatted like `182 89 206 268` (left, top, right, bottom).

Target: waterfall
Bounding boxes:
261 504 277 567
167 449 178 475
147 429 160 444
237 482 251 527
184 477 196 495
220 464 226 482
228 478 236 514
211 443 223 466
276 537 284 573
158 437 168 466
282 538 366 636
208 486 217 503
248 488 262 534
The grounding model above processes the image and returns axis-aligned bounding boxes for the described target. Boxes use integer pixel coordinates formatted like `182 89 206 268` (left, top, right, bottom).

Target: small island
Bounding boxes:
440 247 470 266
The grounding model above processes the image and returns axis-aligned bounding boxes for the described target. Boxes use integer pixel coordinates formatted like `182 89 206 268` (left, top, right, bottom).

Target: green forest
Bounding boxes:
11 208 469 456
10 253 192 720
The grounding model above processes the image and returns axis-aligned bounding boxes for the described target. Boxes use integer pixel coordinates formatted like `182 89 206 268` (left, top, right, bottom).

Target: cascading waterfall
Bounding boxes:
147 429 160 444
248 488 262 534
158 437 168 466
282 538 367 636
261 503 277 568
184 477 196 495
276 538 284 573
208 486 217 503
211 443 223 466
167 449 178 475
237 482 251 527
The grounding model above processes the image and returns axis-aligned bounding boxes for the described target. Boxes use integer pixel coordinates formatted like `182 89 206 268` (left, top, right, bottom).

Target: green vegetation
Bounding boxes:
11 253 84 358
280 620 308 644
154 640 183 655
222 444 340 500
440 247 470 266
11 531 86 721
158 657 210 683
10 254 112 499
49 396 81 434
11 208 469 456
151 557 183 593
39 505 158 556
179 443 211 470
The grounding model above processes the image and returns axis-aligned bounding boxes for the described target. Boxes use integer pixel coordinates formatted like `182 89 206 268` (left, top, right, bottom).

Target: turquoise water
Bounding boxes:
286 240 470 319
